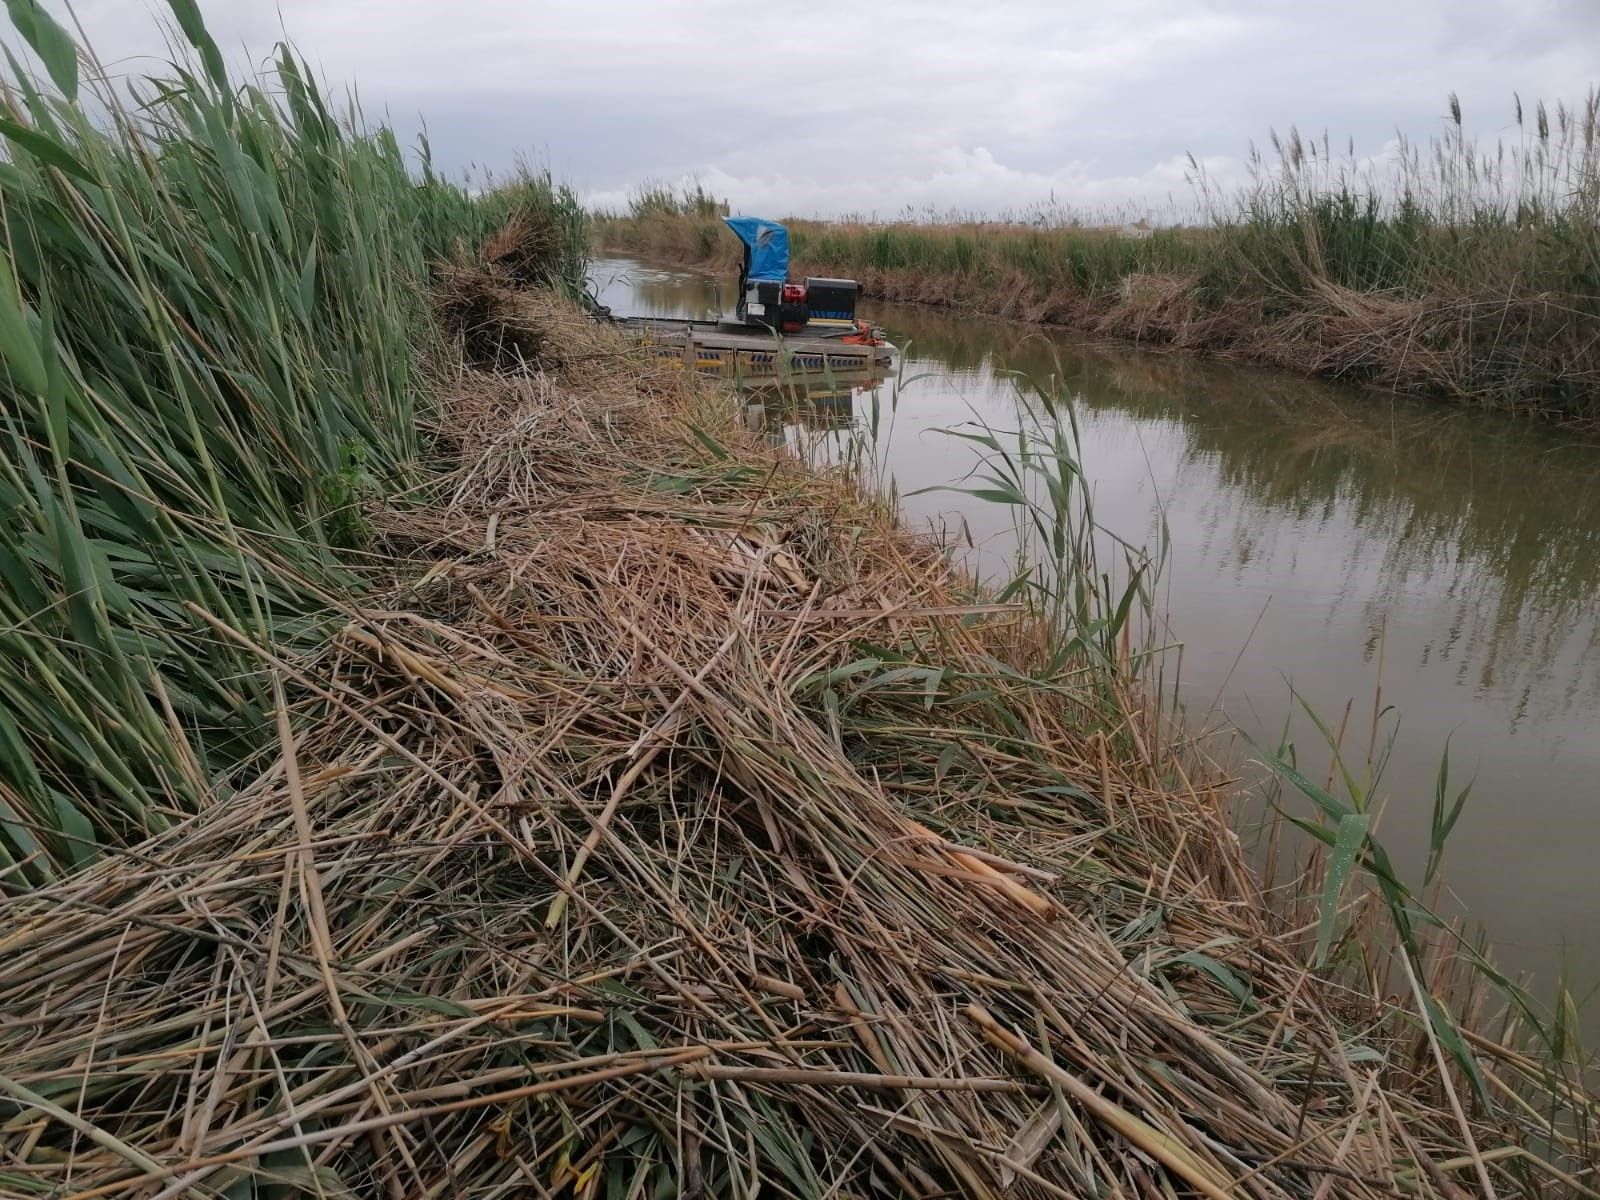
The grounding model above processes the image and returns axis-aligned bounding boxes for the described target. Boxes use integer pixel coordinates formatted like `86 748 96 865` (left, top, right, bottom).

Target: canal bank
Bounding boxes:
594 255 1600 1028
8 247 1595 1192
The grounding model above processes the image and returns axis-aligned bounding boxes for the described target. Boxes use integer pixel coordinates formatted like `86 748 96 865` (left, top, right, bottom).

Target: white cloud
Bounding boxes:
586 149 1239 221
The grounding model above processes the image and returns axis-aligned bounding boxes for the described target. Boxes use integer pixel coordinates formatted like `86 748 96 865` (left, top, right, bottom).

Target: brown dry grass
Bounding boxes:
483 206 567 285
0 286 1594 1198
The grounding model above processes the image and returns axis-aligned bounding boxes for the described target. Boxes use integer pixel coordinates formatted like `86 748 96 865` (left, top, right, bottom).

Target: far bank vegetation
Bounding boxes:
596 93 1600 419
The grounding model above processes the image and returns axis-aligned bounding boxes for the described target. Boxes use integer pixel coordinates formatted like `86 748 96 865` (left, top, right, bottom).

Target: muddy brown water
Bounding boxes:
594 256 1600 1020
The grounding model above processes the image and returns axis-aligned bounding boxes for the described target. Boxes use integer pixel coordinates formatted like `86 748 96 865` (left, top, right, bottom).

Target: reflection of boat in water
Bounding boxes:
742 373 887 438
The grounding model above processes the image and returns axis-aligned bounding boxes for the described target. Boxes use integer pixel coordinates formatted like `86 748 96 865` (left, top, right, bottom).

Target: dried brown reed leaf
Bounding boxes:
1 294 1590 1198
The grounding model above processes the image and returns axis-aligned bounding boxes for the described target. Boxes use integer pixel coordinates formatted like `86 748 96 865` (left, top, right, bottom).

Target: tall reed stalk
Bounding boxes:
0 0 580 881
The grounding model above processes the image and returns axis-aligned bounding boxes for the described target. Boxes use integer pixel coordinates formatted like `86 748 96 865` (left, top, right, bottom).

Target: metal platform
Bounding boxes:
615 315 896 377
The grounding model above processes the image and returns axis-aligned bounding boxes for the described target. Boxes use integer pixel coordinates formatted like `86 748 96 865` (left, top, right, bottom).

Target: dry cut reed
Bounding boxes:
2 290 1593 1198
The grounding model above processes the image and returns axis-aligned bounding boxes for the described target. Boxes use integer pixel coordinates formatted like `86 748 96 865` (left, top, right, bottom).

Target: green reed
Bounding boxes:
0 0 580 881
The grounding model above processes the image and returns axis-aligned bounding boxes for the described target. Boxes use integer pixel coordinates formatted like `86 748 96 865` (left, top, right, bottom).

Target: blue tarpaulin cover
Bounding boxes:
723 216 789 282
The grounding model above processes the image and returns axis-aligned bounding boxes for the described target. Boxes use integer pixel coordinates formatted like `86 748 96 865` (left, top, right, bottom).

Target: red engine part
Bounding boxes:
779 282 809 331
840 321 884 346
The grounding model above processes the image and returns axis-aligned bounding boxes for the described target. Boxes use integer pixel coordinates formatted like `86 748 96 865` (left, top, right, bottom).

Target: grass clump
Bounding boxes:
628 178 731 220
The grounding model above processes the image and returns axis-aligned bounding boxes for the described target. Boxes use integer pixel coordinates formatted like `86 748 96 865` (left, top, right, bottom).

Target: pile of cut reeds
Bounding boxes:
2 298 1593 1199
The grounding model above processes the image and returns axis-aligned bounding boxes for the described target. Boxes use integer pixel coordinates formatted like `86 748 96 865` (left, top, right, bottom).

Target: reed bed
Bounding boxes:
1 285 1594 1197
594 95 1600 419
0 0 583 883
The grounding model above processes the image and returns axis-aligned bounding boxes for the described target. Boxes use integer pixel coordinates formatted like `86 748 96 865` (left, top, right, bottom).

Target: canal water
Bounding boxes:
593 256 1600 1013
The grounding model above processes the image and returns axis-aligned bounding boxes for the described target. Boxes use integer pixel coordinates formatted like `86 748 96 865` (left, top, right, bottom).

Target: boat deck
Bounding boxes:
615 315 896 376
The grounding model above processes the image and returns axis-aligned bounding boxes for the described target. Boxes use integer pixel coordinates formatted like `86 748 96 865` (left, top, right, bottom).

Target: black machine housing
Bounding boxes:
739 278 809 332
802 277 859 324
729 228 862 332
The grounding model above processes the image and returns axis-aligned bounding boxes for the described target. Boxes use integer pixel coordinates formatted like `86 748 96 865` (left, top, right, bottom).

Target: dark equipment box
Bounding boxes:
741 279 809 331
804 277 859 322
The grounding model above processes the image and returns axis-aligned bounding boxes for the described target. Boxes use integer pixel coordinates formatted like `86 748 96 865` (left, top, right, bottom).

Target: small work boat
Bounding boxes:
607 216 896 378
618 314 895 376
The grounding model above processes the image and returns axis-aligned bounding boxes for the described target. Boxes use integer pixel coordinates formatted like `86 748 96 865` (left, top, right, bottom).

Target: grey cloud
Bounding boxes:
38 0 1600 216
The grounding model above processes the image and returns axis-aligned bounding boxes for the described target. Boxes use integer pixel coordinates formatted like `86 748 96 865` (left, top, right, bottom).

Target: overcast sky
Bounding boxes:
46 0 1600 218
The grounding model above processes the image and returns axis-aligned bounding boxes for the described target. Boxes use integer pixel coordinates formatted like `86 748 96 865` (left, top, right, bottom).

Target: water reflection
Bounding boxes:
744 383 859 431
881 305 1600 733
593 259 725 321
590 257 1600 1000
